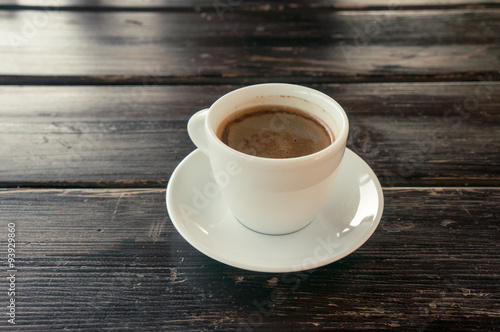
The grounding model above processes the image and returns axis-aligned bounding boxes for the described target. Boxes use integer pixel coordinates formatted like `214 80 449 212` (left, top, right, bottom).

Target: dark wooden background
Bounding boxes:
0 0 499 330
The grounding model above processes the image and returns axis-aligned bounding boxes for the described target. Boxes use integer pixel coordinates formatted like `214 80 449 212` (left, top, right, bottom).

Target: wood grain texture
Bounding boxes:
1 1 498 331
0 9 498 84
1 82 498 187
0 188 498 330
2 0 500 10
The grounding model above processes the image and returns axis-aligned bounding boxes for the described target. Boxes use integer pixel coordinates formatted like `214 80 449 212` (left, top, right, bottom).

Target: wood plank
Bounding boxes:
1 82 498 187
0 9 498 83
2 0 499 11
0 188 498 330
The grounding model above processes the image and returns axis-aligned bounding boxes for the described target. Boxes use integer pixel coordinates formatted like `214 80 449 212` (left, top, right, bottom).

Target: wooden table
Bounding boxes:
1 0 499 330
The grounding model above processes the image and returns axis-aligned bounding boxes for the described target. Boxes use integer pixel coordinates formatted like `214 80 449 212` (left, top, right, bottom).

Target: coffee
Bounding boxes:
217 105 334 158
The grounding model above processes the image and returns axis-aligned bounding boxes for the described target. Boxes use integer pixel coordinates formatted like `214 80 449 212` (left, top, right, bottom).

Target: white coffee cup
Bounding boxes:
187 83 348 235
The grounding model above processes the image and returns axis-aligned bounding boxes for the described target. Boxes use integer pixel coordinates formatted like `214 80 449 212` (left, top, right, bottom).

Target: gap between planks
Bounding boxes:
1 74 500 86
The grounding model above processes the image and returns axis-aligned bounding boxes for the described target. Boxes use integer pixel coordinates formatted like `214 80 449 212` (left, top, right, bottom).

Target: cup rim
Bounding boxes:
206 83 349 163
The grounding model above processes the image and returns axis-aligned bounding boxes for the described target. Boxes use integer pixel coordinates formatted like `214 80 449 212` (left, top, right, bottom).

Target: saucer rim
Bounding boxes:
166 148 384 273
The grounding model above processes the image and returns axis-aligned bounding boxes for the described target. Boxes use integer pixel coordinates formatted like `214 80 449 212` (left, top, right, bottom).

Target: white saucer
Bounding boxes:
166 148 383 273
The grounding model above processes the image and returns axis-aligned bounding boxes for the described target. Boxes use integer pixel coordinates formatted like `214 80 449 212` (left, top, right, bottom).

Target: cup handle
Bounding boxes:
187 109 210 155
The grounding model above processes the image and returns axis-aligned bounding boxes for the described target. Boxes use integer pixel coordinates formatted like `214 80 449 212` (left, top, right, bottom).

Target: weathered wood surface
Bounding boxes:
1 82 498 187
1 0 499 330
1 8 499 84
2 0 500 10
0 188 498 330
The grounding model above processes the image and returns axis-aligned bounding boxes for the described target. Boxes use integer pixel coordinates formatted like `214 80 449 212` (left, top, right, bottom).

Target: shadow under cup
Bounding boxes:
202 84 349 235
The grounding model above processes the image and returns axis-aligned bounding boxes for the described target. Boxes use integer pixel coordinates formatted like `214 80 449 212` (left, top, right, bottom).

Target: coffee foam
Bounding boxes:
217 105 334 159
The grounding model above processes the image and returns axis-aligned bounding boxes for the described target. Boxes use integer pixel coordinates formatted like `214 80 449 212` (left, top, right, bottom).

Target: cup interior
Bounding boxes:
207 84 348 158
